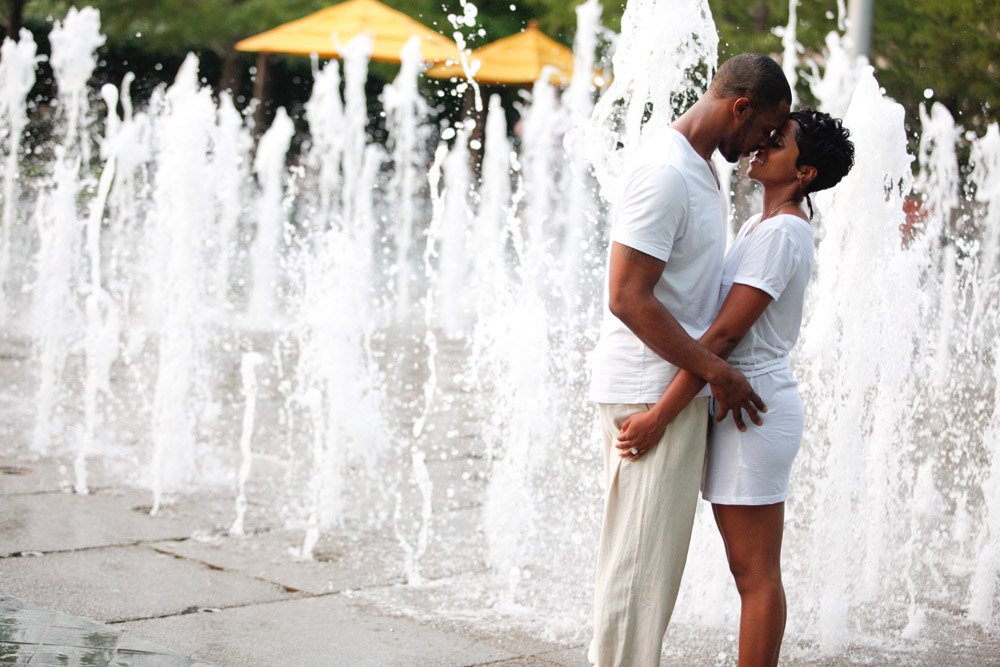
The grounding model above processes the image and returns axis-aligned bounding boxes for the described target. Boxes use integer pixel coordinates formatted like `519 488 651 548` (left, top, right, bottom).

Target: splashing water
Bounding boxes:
585 0 717 199
775 0 801 107
0 29 38 324
0 1 997 660
231 352 263 537
382 36 429 322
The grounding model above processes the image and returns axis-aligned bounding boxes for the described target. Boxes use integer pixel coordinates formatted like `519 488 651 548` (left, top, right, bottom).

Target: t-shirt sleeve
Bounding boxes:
610 163 688 263
732 224 801 300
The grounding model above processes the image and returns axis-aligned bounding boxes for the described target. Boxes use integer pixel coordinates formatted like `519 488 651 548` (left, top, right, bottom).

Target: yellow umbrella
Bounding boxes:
424 20 577 85
235 0 462 64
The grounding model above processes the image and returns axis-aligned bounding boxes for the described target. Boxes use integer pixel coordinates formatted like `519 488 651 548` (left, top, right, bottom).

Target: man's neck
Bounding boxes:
670 98 724 162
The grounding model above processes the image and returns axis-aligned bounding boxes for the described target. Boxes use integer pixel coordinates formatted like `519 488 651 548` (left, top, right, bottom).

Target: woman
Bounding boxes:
614 109 855 666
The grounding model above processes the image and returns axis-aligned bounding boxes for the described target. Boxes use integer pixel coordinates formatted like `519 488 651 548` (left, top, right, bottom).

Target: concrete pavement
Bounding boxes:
2 453 999 666
0 454 591 666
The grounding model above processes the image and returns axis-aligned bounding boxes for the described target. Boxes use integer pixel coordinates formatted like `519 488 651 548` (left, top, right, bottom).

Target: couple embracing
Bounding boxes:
588 54 855 667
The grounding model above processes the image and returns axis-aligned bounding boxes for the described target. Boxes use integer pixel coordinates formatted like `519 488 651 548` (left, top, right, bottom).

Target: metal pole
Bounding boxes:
847 0 874 60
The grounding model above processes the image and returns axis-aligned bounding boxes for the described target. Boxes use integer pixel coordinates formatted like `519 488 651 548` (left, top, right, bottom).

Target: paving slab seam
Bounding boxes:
102 593 322 626
147 545 308 594
0 486 114 498
103 606 245 626
144 549 403 599
533 644 588 664
97 585 435 627
497 643 589 666
463 650 571 667
149 542 491 595
0 537 194 560
400 567 492 585
307 563 493 590
102 567 490 627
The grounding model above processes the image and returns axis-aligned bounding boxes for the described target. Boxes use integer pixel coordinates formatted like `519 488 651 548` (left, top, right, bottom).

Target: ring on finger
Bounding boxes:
630 447 639 456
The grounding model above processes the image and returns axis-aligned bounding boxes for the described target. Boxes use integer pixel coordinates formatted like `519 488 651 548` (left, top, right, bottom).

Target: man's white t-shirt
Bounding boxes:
723 213 815 366
589 128 728 404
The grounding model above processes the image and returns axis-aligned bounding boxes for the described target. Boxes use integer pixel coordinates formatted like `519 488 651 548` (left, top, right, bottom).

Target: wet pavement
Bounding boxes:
0 595 198 666
2 453 999 666
0 455 590 667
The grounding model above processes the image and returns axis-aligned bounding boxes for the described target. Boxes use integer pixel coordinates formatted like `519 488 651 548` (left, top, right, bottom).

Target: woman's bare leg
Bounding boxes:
712 502 786 667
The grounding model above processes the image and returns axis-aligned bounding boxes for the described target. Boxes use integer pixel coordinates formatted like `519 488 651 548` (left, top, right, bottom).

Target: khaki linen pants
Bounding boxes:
590 398 709 667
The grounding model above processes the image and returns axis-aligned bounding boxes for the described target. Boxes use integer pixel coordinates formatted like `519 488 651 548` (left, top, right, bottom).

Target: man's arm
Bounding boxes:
607 241 765 426
617 283 774 458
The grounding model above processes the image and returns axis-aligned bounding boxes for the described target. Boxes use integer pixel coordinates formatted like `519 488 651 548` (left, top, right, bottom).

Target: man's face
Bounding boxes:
718 100 791 163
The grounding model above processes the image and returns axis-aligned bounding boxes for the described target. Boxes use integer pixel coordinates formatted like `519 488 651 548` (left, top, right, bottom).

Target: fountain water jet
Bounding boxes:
230 351 263 537
0 29 37 324
382 36 428 323
247 107 294 326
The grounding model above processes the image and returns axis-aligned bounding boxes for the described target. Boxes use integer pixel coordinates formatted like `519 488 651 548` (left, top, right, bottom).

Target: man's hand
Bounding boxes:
709 363 766 431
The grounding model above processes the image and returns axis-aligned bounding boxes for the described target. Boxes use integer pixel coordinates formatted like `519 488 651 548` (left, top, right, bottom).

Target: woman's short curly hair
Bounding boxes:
790 109 855 194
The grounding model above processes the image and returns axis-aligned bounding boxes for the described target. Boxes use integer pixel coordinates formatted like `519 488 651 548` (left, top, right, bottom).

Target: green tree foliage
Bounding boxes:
19 0 592 54
7 0 998 133
873 0 999 128
22 0 333 54
708 0 1000 131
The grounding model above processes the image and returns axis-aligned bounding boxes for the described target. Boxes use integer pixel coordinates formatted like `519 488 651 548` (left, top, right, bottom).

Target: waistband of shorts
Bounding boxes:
730 357 789 378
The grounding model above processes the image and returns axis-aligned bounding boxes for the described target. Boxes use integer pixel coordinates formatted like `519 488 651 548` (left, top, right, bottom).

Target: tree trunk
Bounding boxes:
219 46 244 95
251 52 271 138
463 86 486 178
4 0 28 41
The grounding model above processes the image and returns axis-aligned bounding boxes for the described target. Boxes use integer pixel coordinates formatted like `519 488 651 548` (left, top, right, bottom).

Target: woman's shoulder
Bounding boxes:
756 213 813 241
739 214 813 269
763 211 810 227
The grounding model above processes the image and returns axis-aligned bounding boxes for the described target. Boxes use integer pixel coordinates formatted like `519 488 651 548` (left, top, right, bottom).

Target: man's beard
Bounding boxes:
718 123 752 163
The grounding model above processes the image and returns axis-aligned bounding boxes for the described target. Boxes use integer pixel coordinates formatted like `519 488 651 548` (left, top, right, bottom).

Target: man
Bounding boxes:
589 53 792 667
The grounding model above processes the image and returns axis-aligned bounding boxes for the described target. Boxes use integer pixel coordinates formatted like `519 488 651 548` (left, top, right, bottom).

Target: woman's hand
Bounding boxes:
616 410 668 461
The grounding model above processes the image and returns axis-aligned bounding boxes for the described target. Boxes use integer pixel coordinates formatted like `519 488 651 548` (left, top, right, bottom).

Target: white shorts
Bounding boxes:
701 359 803 505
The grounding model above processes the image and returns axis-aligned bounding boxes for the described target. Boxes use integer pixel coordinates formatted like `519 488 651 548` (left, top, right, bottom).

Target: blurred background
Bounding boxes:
2 0 996 150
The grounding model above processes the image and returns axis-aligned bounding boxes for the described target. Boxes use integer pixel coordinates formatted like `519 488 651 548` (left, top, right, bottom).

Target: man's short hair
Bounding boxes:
709 53 791 111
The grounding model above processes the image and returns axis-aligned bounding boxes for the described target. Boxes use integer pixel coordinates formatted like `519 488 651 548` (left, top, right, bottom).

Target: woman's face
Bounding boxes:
748 119 802 185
